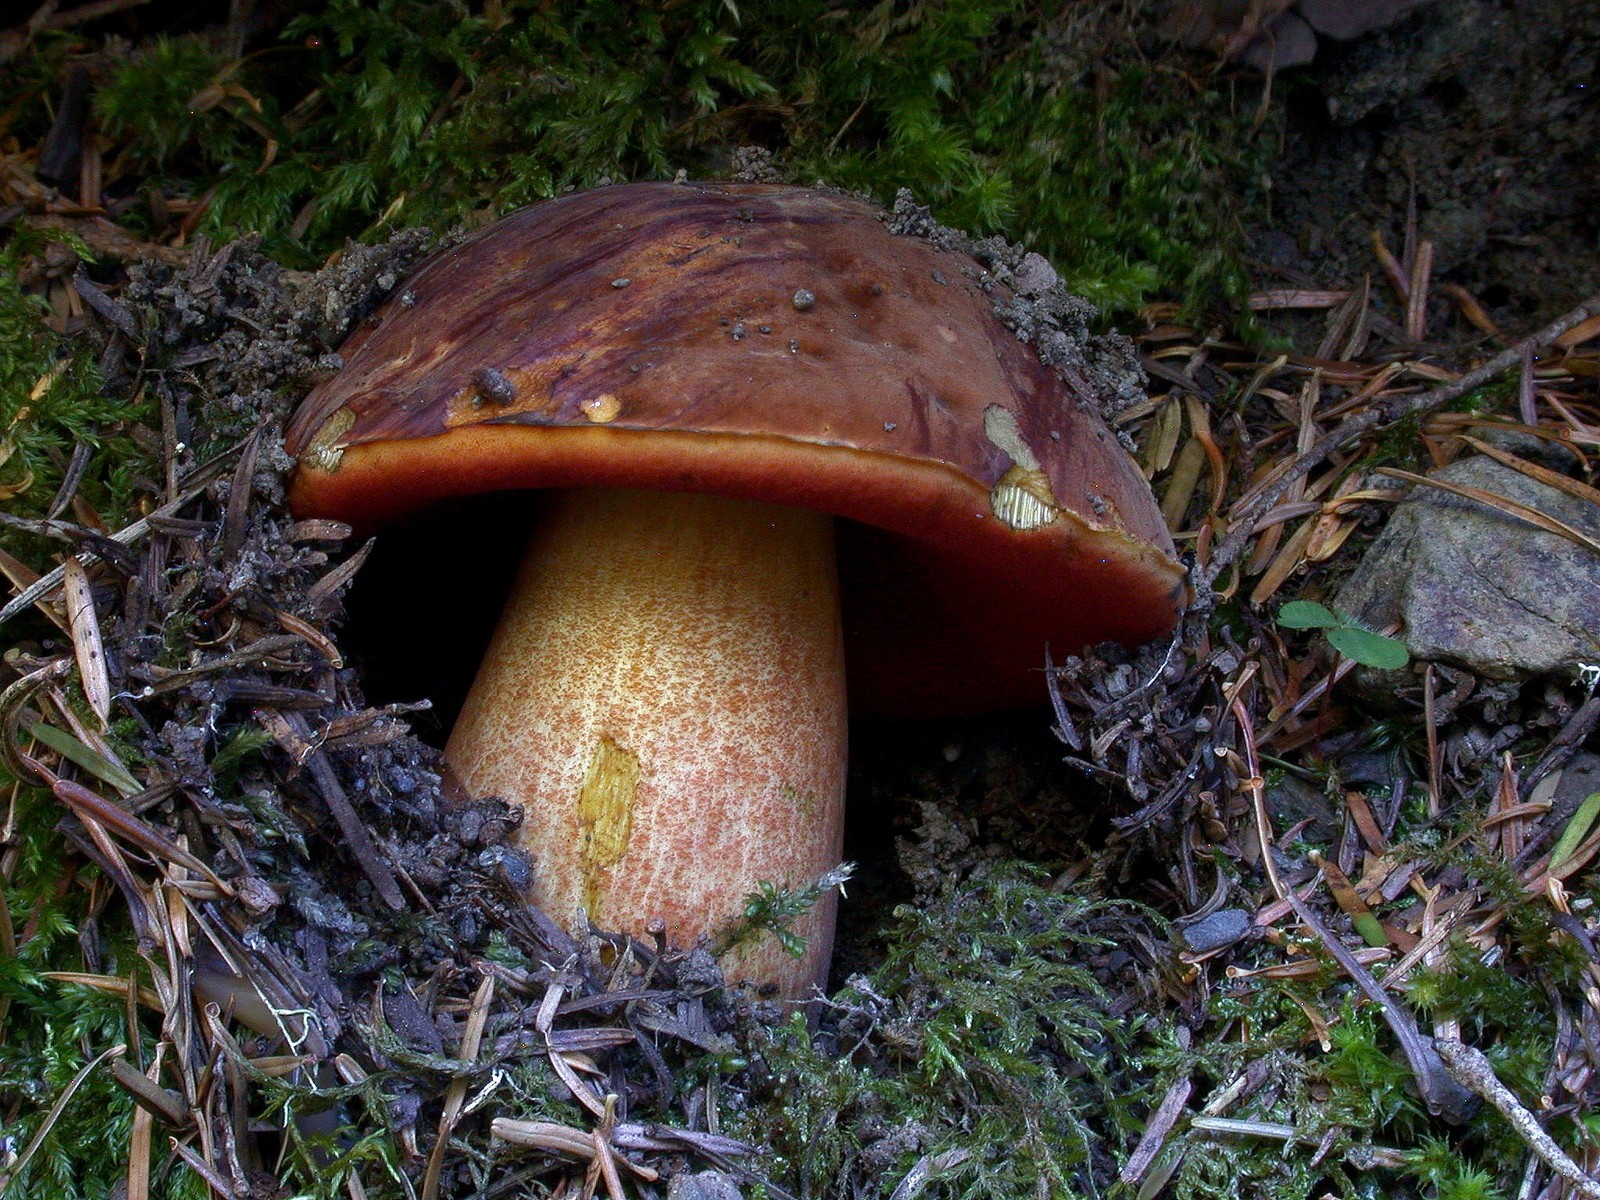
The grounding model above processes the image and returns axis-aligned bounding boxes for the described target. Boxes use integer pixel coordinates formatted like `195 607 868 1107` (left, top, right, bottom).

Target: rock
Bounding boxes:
1336 456 1600 682
1299 0 1434 41
669 1171 744 1200
1241 10 1318 72
1474 425 1584 472
1266 771 1340 842
1161 0 1435 73
1177 908 1253 953
1529 752 1600 825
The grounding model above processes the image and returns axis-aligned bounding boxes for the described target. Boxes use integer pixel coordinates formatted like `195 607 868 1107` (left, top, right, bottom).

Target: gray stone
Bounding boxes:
1299 0 1434 41
1265 771 1340 842
1529 752 1600 824
1475 425 1584 472
1013 252 1059 297
1336 457 1600 681
1177 908 1253 953
669 1171 743 1200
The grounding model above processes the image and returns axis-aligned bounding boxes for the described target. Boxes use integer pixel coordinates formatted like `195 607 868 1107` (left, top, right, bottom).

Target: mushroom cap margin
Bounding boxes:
286 182 1186 716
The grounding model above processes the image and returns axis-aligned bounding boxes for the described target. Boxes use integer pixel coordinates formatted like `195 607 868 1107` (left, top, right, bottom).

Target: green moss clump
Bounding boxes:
94 37 242 167
0 227 160 1200
87 0 1266 318
0 789 197 1199
733 861 1164 1199
0 243 149 546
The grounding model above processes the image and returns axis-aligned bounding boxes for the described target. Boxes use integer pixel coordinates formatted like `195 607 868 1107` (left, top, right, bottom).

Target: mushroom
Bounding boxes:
285 182 1184 996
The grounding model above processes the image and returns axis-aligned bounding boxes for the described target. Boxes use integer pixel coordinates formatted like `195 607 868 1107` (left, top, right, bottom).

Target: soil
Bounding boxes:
1248 0 1600 328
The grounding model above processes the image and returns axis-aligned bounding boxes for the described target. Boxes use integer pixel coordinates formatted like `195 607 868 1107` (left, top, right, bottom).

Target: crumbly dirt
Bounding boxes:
884 190 1149 423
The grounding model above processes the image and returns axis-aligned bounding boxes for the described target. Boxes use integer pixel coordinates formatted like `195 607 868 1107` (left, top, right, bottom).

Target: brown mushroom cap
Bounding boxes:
286 182 1185 716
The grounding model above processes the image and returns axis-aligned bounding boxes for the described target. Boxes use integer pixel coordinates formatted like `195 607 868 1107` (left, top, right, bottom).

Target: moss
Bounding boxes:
95 37 240 167
0 242 162 1195
717 782 1586 1200
85 0 1266 318
0 788 195 1198
732 860 1166 1198
0 243 150 552
1405 1139 1509 1200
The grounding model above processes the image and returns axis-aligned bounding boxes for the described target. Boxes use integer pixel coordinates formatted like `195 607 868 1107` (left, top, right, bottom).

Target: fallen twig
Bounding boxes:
1434 1036 1600 1200
1284 888 1478 1124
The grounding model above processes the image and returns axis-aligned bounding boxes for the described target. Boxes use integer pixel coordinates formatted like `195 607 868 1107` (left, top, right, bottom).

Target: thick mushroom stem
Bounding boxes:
446 487 848 996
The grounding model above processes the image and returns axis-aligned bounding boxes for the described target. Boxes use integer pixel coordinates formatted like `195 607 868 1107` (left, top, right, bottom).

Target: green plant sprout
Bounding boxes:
1277 600 1410 670
723 863 855 960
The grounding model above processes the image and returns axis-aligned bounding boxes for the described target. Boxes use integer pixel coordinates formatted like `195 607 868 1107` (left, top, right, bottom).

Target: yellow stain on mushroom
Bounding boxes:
303 407 356 473
577 734 638 916
983 404 1059 530
582 393 623 423
780 783 818 820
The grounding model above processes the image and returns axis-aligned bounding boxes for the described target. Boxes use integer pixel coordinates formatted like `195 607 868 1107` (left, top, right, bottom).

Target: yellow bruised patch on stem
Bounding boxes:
578 735 639 917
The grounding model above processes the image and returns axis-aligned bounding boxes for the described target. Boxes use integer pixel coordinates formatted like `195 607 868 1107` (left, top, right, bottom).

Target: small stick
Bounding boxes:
1231 696 1285 902
421 972 495 1200
0 465 227 630
1433 1037 1600 1200
61 557 110 727
1285 887 1478 1123
1423 665 1441 819
1518 344 1539 426
282 711 405 910
1372 231 1408 306
33 761 234 896
1121 1077 1193 1185
0 0 154 63
45 441 94 521
1405 239 1434 342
